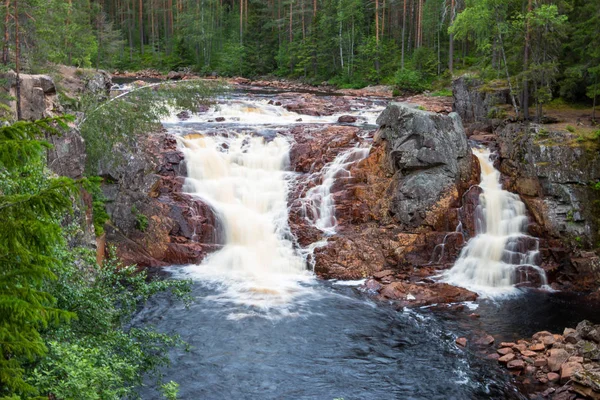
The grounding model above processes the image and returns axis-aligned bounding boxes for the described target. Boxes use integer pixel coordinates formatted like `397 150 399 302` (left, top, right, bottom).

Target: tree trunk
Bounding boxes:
139 0 144 54
401 0 406 69
2 0 9 65
449 0 454 74
14 0 20 120
240 0 244 44
522 0 532 120
375 0 379 44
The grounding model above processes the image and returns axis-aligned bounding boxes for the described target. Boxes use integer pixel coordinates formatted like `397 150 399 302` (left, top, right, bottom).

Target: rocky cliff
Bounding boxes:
97 131 223 267
496 124 600 290
453 75 600 292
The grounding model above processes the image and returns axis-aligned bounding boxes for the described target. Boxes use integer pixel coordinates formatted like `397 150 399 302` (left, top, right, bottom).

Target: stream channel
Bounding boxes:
134 88 600 400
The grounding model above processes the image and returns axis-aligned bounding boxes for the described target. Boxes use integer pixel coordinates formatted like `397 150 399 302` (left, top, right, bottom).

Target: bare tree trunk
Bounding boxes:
449 0 454 74
139 0 144 54
522 0 532 120
14 0 21 120
401 0 406 69
2 0 9 65
375 0 379 44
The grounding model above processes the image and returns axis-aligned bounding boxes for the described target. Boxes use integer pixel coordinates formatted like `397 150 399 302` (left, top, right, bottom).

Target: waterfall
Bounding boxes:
177 133 313 311
444 148 548 296
301 146 371 234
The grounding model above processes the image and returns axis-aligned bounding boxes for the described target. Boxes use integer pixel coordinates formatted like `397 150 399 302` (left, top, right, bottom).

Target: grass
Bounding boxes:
428 88 453 97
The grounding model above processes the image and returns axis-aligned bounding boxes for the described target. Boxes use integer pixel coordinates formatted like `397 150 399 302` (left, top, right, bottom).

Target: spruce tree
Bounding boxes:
0 116 76 397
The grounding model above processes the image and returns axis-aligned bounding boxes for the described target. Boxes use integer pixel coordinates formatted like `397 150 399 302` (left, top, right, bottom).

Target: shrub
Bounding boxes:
394 68 429 93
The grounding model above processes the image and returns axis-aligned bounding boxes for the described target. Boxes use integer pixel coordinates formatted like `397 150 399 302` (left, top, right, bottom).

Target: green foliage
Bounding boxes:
0 117 78 396
566 125 576 133
131 206 149 232
394 68 429 93
429 88 453 97
160 381 180 400
78 80 222 174
0 116 191 398
28 247 192 400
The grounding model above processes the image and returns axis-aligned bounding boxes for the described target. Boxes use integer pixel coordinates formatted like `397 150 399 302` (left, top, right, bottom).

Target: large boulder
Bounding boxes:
375 103 473 229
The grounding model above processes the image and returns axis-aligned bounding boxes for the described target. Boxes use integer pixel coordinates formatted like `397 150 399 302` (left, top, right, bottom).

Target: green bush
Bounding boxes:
393 68 429 93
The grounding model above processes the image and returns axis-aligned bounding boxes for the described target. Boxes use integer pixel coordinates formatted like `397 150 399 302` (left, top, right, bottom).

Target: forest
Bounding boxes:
0 0 599 115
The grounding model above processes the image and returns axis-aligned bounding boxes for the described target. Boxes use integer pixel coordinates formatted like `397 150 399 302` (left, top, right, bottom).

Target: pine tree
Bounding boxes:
0 116 76 396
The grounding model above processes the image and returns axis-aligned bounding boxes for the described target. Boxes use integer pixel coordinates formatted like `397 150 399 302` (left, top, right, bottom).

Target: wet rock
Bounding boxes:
99 130 222 267
378 281 477 307
543 335 558 346
548 349 571 372
496 122 600 289
338 115 357 123
456 337 467 347
215 117 226 122
176 111 191 120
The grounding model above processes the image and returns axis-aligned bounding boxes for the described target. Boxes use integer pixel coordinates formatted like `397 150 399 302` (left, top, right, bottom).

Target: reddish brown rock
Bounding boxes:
499 353 516 364
477 335 495 346
498 348 514 356
542 335 557 346
547 372 560 383
378 281 477 307
534 357 548 367
456 337 467 347
547 349 570 372
560 362 583 383
521 350 538 357
507 359 525 370
337 115 357 123
373 270 395 279
102 131 222 267
530 343 546 351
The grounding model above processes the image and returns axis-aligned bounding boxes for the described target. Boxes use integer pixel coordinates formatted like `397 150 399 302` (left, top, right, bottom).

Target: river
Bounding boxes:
134 88 600 399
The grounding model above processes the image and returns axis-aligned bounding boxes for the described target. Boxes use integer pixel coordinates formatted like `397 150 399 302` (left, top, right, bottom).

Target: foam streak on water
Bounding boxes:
177 133 314 315
444 148 548 296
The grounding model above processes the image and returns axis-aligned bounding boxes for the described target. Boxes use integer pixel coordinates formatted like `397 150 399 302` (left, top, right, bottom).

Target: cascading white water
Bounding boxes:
162 98 385 126
444 148 548 296
300 146 371 234
177 133 313 313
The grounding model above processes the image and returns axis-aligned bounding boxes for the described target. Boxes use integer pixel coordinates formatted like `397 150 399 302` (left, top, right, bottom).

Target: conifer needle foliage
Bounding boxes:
0 116 77 396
